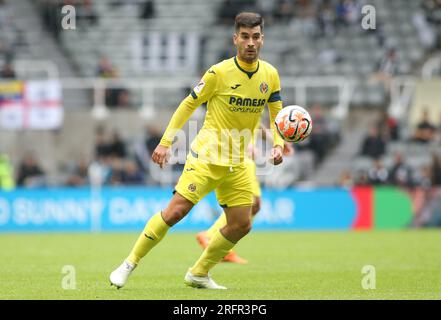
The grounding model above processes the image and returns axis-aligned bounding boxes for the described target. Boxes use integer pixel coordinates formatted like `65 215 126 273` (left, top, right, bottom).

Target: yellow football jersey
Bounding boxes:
160 56 284 166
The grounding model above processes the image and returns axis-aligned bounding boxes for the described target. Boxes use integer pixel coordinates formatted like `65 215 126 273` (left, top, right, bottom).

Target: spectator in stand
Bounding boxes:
97 55 118 78
437 111 441 143
121 159 144 185
76 0 99 28
1 62 16 79
0 39 14 63
109 157 124 185
0 153 15 190
218 0 244 25
306 104 331 166
413 109 436 143
371 48 398 96
273 0 295 24
377 110 399 141
145 126 162 155
368 159 389 185
16 152 46 187
94 127 111 158
295 0 318 35
96 56 130 108
388 152 413 187
89 154 113 186
360 126 386 159
140 0 155 19
65 158 89 186
339 170 354 188
431 153 441 186
316 0 336 37
422 0 441 28
415 165 433 189
108 130 127 159
355 169 370 186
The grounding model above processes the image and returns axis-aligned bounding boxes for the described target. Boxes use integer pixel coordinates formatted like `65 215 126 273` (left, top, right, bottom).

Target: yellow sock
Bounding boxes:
127 211 170 265
205 212 255 254
205 212 227 239
190 229 235 276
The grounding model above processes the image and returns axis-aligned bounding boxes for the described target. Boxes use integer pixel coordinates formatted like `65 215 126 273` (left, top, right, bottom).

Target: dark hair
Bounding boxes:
235 12 264 33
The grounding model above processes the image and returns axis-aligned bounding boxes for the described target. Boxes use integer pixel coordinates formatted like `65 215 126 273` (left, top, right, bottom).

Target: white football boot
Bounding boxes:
184 270 227 290
109 260 136 289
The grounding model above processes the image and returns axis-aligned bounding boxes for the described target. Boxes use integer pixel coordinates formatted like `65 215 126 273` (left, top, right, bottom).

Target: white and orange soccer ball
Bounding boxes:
275 105 312 143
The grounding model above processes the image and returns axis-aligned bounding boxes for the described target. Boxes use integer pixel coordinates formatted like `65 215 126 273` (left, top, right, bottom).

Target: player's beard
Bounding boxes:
240 48 259 63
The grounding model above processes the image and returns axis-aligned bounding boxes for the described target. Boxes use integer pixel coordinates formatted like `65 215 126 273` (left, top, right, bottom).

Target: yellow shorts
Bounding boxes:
174 154 254 207
245 157 261 198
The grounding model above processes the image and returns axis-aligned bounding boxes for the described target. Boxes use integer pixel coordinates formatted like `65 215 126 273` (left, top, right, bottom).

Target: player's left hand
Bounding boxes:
152 144 170 169
270 145 283 165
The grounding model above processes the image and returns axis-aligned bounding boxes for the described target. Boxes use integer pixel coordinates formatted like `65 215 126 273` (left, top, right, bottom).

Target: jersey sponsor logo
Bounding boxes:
228 96 266 107
229 106 262 113
207 69 216 74
193 79 205 94
231 84 241 89
259 82 269 94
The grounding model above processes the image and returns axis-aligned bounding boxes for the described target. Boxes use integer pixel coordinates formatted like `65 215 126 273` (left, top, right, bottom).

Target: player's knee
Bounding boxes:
252 200 261 216
234 220 252 236
243 221 252 235
162 205 189 226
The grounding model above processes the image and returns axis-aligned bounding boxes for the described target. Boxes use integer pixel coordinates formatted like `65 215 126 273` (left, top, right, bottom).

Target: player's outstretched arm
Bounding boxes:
267 100 285 166
267 68 285 157
153 67 218 168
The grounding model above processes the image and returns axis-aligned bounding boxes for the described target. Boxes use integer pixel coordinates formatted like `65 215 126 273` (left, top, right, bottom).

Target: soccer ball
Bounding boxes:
275 105 312 143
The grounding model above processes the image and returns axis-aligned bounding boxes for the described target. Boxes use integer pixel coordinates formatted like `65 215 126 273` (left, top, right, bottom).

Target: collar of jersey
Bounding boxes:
234 56 259 79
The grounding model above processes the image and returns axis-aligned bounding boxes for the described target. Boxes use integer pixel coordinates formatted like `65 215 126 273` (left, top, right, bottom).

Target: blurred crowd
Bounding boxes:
0 103 342 189
217 0 367 32
0 125 161 189
0 0 17 79
340 108 441 189
36 0 155 40
296 103 340 167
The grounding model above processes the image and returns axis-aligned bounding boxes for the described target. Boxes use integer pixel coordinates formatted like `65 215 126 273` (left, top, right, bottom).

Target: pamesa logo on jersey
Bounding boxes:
228 96 266 107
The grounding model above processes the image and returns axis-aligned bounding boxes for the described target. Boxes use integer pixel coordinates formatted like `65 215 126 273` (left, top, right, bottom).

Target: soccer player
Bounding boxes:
110 12 285 290
196 126 294 264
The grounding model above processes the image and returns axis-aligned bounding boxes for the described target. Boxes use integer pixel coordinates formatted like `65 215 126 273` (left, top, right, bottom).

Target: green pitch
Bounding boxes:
1 230 440 300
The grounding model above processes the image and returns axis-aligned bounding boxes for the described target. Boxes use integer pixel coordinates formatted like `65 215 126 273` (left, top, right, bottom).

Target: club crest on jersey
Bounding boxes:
194 79 205 94
188 183 196 192
259 82 268 94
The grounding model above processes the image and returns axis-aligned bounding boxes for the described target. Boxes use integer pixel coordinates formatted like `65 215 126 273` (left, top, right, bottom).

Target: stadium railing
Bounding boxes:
59 76 355 120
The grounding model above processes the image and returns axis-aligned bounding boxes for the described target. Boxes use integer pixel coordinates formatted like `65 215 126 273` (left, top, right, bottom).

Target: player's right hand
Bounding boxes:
152 145 170 169
283 143 294 156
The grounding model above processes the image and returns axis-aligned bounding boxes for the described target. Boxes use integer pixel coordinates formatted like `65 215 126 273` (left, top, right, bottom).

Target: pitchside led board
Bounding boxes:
0 187 413 232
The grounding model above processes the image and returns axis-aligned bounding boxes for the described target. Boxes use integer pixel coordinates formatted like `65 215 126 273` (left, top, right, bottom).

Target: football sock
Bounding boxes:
190 229 235 276
127 211 170 265
205 211 255 254
205 211 227 239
